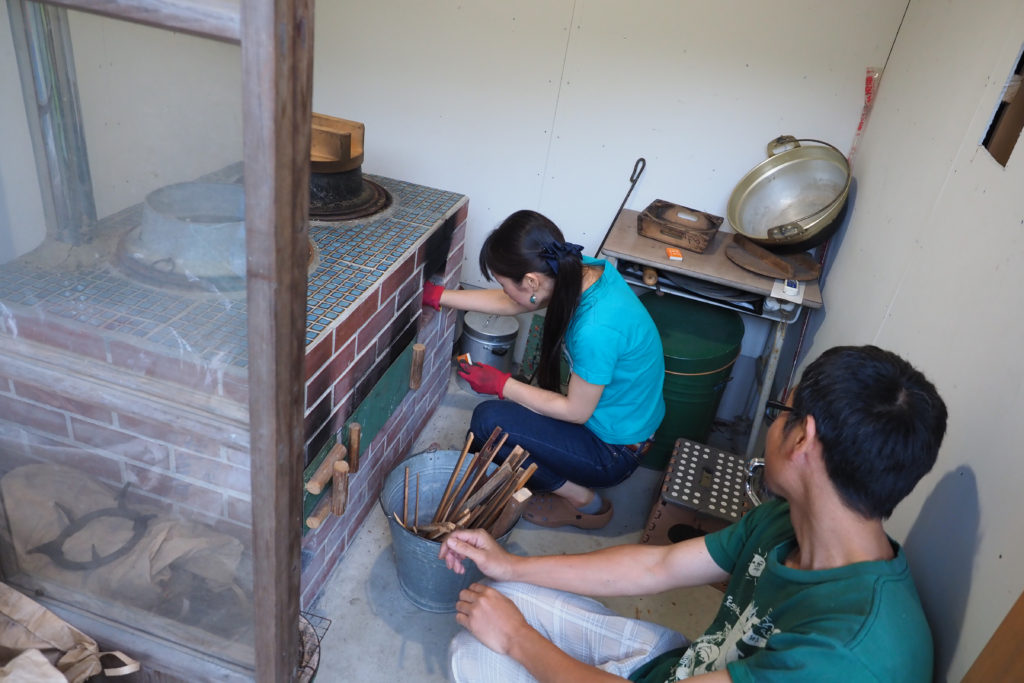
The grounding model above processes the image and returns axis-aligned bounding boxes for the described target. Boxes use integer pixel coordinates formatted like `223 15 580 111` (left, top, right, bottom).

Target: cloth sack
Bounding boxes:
1 464 246 612
0 581 138 682
0 649 64 682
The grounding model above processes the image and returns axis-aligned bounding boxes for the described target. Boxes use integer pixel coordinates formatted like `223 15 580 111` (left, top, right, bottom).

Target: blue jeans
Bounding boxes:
468 400 645 493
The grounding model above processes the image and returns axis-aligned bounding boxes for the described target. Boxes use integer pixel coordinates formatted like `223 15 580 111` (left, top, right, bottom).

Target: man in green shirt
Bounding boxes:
440 345 947 682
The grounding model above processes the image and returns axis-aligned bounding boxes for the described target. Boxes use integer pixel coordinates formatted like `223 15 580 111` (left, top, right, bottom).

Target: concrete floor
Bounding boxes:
311 370 725 682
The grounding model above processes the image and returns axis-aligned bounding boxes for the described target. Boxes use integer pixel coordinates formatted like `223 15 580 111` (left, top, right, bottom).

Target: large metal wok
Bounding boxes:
727 136 851 253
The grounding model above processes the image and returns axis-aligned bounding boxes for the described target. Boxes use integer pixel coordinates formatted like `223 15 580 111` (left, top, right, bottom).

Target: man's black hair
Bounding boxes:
785 345 948 519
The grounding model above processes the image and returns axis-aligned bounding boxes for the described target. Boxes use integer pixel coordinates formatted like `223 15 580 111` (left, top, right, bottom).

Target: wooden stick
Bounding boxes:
489 488 533 537
513 462 539 492
477 468 525 530
445 445 500 523
455 432 508 507
305 443 346 495
481 462 537 530
472 445 528 525
348 422 362 473
476 426 504 461
504 445 528 473
464 503 491 529
305 497 331 529
436 441 486 524
453 508 472 528
444 431 512 523
432 432 474 524
460 464 514 514
331 460 350 516
409 343 426 389
414 473 420 527
470 461 532 531
418 522 456 540
403 466 410 527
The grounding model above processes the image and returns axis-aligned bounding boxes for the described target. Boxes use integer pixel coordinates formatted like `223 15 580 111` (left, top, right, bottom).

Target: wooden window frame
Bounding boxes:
983 47 1024 167
11 1 311 680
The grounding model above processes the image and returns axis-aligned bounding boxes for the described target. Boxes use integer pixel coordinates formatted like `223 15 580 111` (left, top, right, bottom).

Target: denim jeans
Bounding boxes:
468 400 644 492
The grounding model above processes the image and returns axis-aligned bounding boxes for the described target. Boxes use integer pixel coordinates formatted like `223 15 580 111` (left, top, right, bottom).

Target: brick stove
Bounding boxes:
0 170 467 675
298 181 468 605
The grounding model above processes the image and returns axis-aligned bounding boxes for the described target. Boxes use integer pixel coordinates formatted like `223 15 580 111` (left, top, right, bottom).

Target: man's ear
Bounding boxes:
802 414 818 445
795 413 825 465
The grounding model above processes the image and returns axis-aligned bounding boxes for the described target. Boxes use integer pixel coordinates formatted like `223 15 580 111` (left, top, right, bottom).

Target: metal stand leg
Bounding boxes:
745 319 787 459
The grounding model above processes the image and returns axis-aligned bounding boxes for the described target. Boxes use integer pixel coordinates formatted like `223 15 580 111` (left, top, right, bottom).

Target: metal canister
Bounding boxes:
457 312 519 393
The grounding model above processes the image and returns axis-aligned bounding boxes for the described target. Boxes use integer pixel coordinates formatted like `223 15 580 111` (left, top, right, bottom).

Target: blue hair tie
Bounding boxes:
539 241 583 275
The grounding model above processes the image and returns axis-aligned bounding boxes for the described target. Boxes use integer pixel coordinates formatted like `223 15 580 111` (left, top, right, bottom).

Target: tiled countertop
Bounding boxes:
0 175 466 371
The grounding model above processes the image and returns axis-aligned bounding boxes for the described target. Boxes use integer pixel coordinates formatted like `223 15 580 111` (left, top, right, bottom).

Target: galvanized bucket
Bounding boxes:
379 450 513 613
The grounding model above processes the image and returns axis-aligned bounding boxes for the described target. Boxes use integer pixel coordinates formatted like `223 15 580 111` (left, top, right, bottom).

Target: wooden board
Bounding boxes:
301 341 414 528
600 209 824 308
963 589 1024 682
725 241 822 281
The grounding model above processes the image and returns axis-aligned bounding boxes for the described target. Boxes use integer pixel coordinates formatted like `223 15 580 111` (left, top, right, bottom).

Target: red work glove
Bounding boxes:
458 361 511 399
422 281 444 310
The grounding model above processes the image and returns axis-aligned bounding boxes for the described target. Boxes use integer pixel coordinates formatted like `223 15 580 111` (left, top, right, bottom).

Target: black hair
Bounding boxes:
784 345 947 519
479 210 583 391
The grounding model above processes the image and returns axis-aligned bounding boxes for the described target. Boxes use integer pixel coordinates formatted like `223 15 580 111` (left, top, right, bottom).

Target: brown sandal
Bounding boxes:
522 493 614 530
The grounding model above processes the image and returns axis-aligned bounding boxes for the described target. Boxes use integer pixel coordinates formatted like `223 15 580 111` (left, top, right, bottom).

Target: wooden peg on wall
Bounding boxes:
332 459 350 516
409 343 426 389
305 496 331 529
348 422 362 473
305 443 347 495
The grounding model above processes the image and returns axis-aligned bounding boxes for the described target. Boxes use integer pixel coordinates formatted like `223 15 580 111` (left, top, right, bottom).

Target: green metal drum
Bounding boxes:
640 292 745 469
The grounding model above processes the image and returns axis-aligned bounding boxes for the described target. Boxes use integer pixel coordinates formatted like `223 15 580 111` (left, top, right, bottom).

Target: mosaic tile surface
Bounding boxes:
0 174 465 370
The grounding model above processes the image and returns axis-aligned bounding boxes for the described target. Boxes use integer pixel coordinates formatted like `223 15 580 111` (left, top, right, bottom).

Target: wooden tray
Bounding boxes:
637 199 723 254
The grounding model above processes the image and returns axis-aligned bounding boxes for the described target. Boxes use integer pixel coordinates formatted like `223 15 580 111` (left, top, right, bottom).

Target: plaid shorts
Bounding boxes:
449 581 686 682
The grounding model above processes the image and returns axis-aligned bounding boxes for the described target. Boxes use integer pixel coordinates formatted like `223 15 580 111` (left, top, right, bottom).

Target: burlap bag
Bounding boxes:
1 464 245 611
0 581 137 682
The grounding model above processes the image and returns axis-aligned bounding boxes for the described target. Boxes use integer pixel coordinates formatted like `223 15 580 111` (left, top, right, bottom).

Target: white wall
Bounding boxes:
313 0 904 285
315 1 1024 678
800 0 1024 679
0 2 46 263
0 4 242 263
68 12 243 220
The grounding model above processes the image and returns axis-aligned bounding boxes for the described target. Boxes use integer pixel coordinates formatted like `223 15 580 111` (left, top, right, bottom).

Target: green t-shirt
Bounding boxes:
630 499 933 682
565 256 665 444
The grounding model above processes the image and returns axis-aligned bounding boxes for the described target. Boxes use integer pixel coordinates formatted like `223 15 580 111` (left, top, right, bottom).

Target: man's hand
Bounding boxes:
439 528 517 580
454 583 532 656
457 361 511 399
422 280 444 310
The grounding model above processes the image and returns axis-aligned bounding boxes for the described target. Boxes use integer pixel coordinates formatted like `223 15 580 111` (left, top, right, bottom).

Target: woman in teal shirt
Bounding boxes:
423 210 664 529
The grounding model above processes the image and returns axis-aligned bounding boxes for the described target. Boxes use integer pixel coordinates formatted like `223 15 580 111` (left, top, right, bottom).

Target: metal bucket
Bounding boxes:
457 312 519 394
379 450 513 613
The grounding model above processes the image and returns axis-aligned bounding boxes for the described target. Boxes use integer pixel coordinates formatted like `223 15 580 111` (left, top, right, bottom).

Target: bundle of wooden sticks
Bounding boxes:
396 426 536 541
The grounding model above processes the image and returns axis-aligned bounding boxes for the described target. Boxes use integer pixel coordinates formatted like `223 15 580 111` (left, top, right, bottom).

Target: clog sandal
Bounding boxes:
522 493 613 530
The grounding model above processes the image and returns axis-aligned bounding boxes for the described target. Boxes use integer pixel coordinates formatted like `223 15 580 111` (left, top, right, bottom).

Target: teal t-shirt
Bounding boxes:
630 499 933 682
565 256 665 445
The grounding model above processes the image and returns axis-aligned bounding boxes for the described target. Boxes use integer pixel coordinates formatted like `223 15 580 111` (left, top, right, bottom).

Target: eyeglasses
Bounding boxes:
765 399 793 423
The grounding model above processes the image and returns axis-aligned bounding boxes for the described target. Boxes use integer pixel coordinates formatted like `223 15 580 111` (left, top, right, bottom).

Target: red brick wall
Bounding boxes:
297 205 466 606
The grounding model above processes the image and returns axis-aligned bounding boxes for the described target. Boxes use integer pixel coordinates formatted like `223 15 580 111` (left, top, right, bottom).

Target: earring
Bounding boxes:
530 294 537 304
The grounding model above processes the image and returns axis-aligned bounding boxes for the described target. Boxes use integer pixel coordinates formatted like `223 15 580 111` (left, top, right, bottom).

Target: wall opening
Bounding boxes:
983 46 1024 167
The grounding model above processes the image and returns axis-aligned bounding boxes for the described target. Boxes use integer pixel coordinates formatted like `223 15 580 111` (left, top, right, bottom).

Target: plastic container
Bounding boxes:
379 450 514 612
640 293 745 469
457 312 519 393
